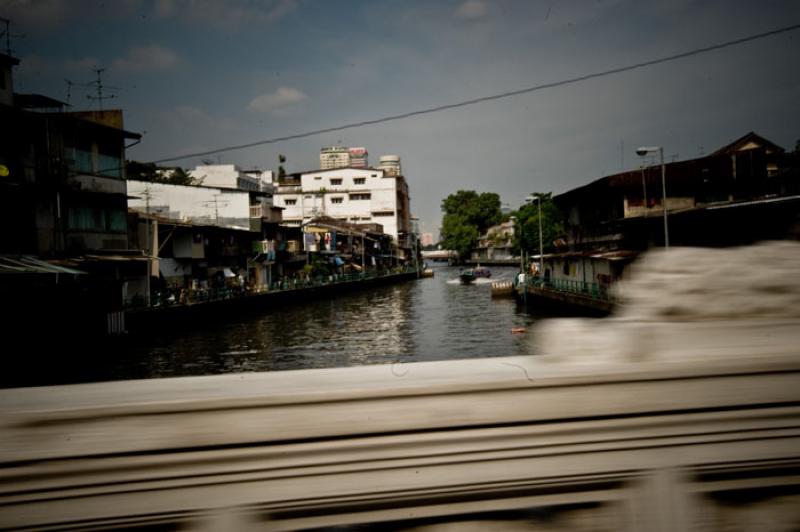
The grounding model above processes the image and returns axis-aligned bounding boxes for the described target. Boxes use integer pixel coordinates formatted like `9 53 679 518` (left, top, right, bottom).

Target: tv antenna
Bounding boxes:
0 18 24 56
200 194 230 222
86 67 121 110
64 79 84 106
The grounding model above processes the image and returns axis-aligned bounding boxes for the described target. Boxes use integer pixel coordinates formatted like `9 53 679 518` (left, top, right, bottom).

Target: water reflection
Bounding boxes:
17 266 547 386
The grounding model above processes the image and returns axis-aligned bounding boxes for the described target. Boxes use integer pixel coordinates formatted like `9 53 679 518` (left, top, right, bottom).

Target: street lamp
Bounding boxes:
525 195 544 276
636 146 669 248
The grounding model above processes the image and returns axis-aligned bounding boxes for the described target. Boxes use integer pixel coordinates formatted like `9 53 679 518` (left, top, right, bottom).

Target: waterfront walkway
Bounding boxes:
516 276 613 314
144 266 421 309
125 266 421 333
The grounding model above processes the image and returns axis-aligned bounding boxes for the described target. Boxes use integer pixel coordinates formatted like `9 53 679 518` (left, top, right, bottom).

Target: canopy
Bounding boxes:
0 255 86 275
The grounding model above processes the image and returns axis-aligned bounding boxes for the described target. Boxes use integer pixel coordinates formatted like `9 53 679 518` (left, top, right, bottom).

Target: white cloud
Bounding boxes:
455 0 489 20
112 45 178 73
247 86 307 113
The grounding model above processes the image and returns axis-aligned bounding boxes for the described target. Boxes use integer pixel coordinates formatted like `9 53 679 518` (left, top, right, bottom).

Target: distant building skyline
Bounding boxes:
7 1 798 235
319 145 369 170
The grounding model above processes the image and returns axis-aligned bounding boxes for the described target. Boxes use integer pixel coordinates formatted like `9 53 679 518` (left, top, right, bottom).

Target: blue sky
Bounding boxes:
4 0 800 235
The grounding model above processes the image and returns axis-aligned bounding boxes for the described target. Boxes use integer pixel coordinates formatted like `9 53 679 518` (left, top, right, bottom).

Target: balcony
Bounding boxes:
66 173 126 195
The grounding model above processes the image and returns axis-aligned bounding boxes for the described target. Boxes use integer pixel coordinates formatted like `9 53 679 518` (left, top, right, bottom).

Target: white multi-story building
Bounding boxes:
348 147 368 168
378 155 401 176
187 164 274 192
127 180 281 230
274 166 411 244
319 147 350 170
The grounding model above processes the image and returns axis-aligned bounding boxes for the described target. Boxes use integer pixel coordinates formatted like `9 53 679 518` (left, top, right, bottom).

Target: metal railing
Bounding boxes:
137 266 419 309
526 276 610 301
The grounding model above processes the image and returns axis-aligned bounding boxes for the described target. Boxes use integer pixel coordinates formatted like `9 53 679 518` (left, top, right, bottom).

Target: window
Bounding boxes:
330 178 342 186
371 174 377 177
67 207 125 231
107 209 127 231
372 211 394 217
285 199 297 206
349 193 371 200
314 176 322 180
331 197 344 204
354 178 366 185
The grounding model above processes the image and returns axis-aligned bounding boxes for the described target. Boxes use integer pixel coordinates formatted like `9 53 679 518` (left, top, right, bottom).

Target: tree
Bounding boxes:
510 192 565 256
440 214 479 260
440 190 502 261
125 160 159 181
126 161 201 186
165 167 199 186
278 154 287 179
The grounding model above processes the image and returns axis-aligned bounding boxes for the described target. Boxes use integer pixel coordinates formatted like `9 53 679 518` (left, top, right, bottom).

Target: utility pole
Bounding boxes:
200 194 228 223
141 186 153 307
641 164 648 216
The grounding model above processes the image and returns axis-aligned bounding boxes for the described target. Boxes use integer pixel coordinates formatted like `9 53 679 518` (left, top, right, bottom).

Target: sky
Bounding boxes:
4 0 800 236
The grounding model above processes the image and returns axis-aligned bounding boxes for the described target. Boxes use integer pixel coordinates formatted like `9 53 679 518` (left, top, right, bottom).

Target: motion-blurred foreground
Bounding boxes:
1 243 799 531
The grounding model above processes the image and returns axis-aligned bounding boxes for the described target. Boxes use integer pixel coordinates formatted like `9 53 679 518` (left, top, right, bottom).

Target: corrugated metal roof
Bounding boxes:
0 256 86 275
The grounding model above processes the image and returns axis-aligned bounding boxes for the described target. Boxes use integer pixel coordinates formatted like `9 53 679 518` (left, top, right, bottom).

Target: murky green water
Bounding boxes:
11 266 560 386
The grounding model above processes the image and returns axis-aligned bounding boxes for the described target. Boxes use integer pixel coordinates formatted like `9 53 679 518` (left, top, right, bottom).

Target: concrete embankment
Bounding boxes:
126 270 419 333
522 285 613 315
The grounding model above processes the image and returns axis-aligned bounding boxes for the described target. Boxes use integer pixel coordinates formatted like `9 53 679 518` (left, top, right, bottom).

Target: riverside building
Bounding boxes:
274 163 411 247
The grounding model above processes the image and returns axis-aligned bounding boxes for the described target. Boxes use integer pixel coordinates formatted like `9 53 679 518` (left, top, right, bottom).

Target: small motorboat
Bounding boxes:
459 266 491 284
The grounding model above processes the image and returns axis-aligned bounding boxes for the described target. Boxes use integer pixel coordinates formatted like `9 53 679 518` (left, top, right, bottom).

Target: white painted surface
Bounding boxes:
127 180 253 230
274 167 410 240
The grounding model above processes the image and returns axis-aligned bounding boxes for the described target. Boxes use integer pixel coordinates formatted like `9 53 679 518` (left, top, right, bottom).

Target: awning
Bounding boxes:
82 254 149 262
0 255 86 275
303 226 331 234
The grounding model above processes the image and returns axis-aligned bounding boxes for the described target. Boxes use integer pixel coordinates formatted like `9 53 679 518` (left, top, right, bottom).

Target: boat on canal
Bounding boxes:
459 266 491 284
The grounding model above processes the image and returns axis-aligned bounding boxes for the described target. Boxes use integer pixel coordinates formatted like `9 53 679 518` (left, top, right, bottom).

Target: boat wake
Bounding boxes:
447 278 494 285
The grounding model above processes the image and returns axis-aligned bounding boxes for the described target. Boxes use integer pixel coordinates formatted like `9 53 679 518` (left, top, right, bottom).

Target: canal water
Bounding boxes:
112 265 540 379
12 266 565 387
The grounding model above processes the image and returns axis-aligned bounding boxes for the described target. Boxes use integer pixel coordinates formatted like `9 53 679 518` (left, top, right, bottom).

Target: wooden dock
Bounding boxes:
490 280 514 297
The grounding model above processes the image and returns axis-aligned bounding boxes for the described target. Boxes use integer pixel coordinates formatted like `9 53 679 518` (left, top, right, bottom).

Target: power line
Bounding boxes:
147 22 800 165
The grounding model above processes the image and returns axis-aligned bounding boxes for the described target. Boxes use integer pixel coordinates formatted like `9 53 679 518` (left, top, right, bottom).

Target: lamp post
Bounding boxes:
636 146 669 248
525 195 544 276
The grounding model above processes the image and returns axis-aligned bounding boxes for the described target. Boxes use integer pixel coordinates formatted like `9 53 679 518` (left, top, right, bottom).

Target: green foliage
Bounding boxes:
278 153 287 178
126 161 201 186
440 190 502 260
167 167 197 186
441 214 479 259
441 190 502 234
510 192 565 255
126 160 158 181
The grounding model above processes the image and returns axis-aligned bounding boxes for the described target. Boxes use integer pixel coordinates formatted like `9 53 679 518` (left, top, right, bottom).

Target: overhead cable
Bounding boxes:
149 22 800 164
